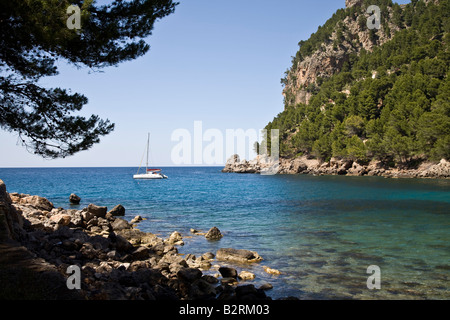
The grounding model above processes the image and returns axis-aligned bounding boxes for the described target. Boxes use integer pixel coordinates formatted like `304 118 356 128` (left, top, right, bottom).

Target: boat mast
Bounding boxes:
146 133 150 171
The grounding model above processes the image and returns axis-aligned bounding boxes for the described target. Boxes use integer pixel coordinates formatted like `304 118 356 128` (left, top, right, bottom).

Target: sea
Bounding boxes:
0 166 449 300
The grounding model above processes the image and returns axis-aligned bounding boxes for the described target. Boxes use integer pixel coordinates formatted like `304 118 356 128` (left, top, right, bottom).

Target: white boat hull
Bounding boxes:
133 173 168 180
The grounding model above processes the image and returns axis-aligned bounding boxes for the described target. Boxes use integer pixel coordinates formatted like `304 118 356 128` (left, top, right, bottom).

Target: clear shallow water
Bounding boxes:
0 167 449 300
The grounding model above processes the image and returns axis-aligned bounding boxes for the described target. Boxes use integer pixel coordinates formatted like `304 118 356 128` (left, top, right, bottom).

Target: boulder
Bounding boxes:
235 284 257 297
87 204 107 218
69 194 81 205
19 195 54 212
238 271 256 281
108 204 125 217
130 215 144 224
177 267 203 283
263 266 281 275
219 267 238 279
205 226 223 240
81 210 94 223
131 246 150 260
216 248 263 264
111 218 131 231
167 231 184 246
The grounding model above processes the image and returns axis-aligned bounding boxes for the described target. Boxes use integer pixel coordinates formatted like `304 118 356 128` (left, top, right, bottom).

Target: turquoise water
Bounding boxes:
0 167 449 300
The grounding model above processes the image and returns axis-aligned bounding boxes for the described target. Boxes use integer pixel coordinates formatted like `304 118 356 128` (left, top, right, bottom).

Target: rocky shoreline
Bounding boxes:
222 155 450 179
0 179 279 301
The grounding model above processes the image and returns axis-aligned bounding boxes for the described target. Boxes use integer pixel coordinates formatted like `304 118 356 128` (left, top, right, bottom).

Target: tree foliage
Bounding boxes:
268 0 449 165
0 0 178 158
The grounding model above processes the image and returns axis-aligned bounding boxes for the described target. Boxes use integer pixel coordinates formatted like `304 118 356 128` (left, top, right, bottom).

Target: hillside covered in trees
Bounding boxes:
265 0 449 168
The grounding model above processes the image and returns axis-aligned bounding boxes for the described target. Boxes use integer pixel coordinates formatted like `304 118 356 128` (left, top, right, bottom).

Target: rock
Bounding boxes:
49 214 71 226
202 275 219 284
115 228 156 246
111 218 131 231
130 215 144 224
177 267 203 283
167 231 184 246
190 228 205 236
238 271 256 281
87 204 107 218
259 283 273 291
131 246 150 260
263 266 281 275
112 234 134 253
216 248 263 264
19 195 54 212
69 194 81 205
201 252 215 260
345 0 363 8
81 210 94 222
221 277 238 285
219 267 238 279
235 284 257 297
205 226 223 240
108 204 125 217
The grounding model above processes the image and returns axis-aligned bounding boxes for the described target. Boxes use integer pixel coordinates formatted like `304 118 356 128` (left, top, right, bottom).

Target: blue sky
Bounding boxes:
0 0 411 167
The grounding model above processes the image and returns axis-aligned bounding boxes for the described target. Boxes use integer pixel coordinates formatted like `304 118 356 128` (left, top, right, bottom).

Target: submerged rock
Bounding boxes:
216 248 263 264
1 180 276 301
263 266 281 275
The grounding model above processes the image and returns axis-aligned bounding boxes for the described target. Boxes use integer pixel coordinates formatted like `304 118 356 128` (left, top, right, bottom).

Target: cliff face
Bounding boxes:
225 0 449 177
282 1 401 106
345 0 363 8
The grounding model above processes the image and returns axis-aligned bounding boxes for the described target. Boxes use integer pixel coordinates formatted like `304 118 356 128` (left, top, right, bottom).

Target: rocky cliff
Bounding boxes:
282 0 402 106
223 155 450 179
226 0 449 177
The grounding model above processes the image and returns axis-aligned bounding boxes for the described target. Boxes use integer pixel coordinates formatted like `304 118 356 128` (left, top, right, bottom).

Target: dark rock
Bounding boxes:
108 204 125 217
235 284 257 297
87 204 107 218
205 226 223 240
219 266 238 279
259 283 273 291
111 218 131 231
69 194 81 205
202 252 215 260
177 267 203 283
131 246 150 260
202 275 219 284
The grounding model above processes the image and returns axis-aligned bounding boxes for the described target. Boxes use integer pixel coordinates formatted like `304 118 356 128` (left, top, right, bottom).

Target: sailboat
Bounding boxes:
133 133 168 180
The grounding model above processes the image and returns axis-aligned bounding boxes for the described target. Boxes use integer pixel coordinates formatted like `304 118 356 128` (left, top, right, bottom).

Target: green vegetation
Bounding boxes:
0 0 178 158
269 0 449 165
